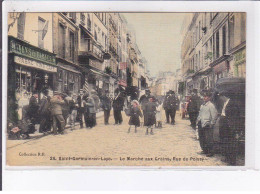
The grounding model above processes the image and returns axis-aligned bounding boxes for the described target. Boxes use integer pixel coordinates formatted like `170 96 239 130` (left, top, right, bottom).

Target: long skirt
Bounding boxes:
129 115 140 127
84 113 95 128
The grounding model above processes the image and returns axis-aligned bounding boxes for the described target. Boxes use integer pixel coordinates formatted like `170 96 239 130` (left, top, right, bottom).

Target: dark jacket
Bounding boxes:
83 97 96 114
77 95 86 109
112 95 125 111
100 95 112 111
144 101 157 126
139 94 155 110
187 94 202 113
50 96 65 115
38 95 51 116
28 96 39 116
163 95 178 110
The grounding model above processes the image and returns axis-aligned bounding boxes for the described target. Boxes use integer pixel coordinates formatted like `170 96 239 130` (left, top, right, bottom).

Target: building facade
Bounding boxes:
8 12 151 120
181 12 246 95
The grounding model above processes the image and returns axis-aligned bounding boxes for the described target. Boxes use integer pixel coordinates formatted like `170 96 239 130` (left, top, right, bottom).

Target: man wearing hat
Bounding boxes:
187 89 202 129
50 91 66 135
77 89 86 128
100 90 112 125
163 90 178 125
197 90 218 157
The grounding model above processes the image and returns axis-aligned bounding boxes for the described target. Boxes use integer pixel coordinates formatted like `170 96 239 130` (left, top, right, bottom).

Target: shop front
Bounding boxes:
232 48 246 78
55 59 82 94
82 68 110 95
8 36 57 120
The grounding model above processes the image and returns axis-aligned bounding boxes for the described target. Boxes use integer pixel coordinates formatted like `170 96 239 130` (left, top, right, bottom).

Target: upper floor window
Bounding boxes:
222 25 226 55
68 12 76 22
58 23 66 58
69 31 75 62
87 14 91 31
241 13 246 42
216 31 220 59
80 13 85 25
229 16 235 49
94 30 97 41
17 13 26 40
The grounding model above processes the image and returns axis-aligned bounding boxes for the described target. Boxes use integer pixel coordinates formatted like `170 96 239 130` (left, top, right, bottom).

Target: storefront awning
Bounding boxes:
214 61 227 74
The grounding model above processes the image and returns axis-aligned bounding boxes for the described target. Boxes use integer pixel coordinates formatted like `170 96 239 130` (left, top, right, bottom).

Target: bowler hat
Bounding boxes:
201 89 212 97
192 89 198 93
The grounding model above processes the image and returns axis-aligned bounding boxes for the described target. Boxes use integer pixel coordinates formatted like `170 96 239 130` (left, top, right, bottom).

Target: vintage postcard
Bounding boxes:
5 11 246 167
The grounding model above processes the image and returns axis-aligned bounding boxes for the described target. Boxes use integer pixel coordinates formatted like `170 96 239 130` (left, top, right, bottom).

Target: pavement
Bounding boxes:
6 111 242 167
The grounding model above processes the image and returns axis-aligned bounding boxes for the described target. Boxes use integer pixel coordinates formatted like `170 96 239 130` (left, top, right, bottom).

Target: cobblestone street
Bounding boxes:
6 111 227 166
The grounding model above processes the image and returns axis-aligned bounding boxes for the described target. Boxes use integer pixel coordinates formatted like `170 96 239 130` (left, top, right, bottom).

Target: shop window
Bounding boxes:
69 31 75 62
17 13 26 40
38 17 45 49
58 23 66 58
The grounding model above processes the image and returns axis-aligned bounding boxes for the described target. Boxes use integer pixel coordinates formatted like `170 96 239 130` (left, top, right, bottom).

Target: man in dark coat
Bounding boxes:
187 89 202 129
28 92 39 125
163 90 178 125
163 91 171 123
139 89 155 127
50 92 66 135
77 89 86 128
112 91 125 125
38 89 52 133
100 90 112 125
83 92 96 128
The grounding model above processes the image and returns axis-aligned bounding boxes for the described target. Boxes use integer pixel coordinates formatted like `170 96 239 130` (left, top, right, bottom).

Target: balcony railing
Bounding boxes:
79 39 104 62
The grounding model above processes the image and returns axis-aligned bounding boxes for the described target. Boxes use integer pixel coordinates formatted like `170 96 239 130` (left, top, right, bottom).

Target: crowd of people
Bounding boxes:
7 87 182 139
7 86 219 159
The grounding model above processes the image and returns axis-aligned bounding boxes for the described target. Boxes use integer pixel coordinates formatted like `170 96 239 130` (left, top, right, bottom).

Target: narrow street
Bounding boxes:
6 112 227 166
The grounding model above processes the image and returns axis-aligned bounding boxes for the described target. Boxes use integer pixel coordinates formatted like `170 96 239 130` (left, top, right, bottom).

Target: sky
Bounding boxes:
123 13 189 77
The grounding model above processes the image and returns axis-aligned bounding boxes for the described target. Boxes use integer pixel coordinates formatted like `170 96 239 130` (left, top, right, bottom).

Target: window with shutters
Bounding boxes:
69 12 76 22
69 31 75 62
216 31 220 59
17 13 26 40
222 25 226 55
229 16 235 49
58 23 66 58
38 17 45 49
80 13 85 25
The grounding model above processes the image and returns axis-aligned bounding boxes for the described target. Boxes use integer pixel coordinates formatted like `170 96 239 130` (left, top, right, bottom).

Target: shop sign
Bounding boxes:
9 37 56 65
14 56 57 73
234 49 246 66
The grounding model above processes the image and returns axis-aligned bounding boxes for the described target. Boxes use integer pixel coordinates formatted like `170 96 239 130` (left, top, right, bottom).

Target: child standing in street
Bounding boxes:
156 100 163 128
144 97 157 135
128 100 143 133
